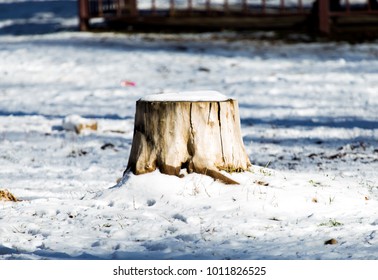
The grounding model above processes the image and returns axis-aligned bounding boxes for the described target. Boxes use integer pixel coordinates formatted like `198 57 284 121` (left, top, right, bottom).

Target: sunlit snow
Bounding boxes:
0 0 377 260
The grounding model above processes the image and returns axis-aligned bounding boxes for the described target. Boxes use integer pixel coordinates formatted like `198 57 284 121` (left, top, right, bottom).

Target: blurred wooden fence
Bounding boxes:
78 0 378 34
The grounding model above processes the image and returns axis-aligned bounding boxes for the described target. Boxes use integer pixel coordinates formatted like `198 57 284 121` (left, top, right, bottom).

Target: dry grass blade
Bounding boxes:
254 180 269 186
0 189 21 202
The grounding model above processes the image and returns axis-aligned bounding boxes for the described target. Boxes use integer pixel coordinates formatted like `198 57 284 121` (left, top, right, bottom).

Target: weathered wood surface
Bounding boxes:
126 97 251 184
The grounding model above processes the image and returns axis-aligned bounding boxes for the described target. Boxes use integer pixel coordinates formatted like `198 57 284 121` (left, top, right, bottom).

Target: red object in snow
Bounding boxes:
121 80 136 87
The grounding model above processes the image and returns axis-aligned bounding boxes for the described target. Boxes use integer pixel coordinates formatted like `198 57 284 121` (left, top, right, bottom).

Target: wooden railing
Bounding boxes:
318 0 378 33
78 0 378 34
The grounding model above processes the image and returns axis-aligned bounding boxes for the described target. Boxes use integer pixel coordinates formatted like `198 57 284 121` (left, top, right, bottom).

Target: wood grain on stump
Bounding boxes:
125 91 251 184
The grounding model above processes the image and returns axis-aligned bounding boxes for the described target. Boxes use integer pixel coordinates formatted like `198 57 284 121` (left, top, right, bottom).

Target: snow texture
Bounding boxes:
140 91 229 102
0 0 377 260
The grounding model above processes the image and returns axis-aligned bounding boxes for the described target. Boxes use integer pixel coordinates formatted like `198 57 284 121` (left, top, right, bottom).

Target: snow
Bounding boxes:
140 91 229 101
0 0 378 260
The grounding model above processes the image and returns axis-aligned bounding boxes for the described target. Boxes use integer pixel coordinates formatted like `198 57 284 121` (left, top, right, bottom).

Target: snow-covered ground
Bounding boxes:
0 0 377 260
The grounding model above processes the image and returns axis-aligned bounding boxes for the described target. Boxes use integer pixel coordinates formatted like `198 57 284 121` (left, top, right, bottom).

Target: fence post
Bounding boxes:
318 0 330 34
129 0 138 16
78 0 90 31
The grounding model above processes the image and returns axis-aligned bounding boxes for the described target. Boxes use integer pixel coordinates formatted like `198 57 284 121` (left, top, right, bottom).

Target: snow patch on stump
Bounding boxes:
141 90 229 102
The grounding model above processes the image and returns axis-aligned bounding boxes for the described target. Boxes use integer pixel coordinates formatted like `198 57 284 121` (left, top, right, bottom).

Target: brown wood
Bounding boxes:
318 0 330 34
126 97 251 184
79 0 378 35
78 0 89 31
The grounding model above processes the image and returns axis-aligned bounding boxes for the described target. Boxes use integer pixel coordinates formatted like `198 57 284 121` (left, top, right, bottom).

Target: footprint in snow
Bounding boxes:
143 242 168 251
167 226 178 233
147 199 156 207
172 213 187 223
175 234 199 242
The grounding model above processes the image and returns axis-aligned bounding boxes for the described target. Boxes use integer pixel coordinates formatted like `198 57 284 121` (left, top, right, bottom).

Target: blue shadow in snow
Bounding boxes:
241 116 378 130
0 1 77 35
0 110 132 121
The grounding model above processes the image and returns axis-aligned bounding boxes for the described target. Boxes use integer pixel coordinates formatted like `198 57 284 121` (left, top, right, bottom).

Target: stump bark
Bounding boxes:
125 92 251 184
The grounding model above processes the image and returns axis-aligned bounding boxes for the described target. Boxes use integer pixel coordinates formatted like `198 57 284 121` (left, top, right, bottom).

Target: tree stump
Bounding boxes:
125 91 251 184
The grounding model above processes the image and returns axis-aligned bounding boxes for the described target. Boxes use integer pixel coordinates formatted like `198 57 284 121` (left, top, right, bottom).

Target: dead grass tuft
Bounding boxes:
0 189 21 202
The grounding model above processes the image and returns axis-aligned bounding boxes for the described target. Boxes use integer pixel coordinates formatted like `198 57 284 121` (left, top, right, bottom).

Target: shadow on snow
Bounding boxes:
0 0 77 35
241 116 378 130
